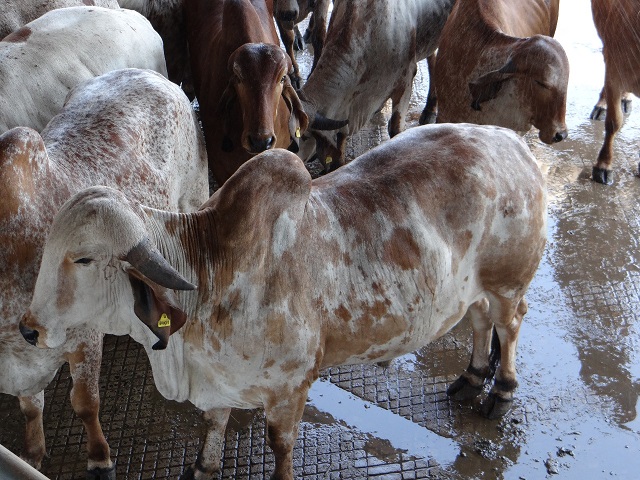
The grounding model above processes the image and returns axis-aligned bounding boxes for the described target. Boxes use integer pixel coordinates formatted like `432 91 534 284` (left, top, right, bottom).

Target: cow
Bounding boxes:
0 6 167 133
432 0 569 147
20 123 547 480
1 68 209 479
184 0 343 186
0 0 119 39
590 0 640 184
117 0 195 99
297 0 456 173
273 0 331 88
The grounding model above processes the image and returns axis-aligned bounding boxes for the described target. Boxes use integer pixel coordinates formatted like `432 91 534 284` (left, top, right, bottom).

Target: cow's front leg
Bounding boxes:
18 392 46 469
482 298 528 419
180 408 230 480
264 384 310 480
593 80 623 184
66 337 113 480
447 298 495 401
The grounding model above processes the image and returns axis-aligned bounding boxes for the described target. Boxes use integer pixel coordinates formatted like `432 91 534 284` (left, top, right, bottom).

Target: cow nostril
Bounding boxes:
19 323 39 346
553 130 568 143
248 135 275 153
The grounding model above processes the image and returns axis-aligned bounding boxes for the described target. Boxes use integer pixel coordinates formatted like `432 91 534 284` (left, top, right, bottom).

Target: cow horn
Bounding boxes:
300 96 349 131
311 114 349 131
126 238 196 291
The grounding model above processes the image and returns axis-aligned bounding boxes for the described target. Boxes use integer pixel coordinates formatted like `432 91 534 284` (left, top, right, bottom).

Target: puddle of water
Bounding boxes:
306 379 459 466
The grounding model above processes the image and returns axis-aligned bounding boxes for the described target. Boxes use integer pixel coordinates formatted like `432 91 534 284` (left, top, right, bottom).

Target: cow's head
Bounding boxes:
19 187 195 351
218 43 309 155
469 35 569 144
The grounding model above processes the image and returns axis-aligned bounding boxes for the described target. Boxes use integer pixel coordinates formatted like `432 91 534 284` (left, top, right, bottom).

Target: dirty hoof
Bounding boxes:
179 466 195 480
481 393 513 419
419 111 437 125
447 376 483 401
622 98 633 114
87 464 116 480
289 73 302 90
589 106 606 121
592 166 613 185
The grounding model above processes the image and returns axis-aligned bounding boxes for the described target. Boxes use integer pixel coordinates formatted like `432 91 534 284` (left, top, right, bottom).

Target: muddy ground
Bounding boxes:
1 0 640 478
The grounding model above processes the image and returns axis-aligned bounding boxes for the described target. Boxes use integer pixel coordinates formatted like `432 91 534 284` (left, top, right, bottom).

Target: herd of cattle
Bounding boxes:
0 0 638 479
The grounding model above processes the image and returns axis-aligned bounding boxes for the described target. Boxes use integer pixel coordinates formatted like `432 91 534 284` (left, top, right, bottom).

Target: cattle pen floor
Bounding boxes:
2 0 640 478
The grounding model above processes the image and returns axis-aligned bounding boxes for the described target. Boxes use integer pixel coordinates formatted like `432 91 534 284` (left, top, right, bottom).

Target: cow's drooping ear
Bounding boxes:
281 75 309 153
218 82 237 152
126 267 189 350
468 60 517 110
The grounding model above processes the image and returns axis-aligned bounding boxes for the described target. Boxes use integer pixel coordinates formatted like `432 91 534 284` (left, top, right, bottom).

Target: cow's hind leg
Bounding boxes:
482 296 528 419
18 392 46 469
447 298 496 401
180 408 231 480
264 384 311 480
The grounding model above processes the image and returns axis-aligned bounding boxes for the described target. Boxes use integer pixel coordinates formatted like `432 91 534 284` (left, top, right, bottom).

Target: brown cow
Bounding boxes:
433 0 569 146
590 0 640 184
185 0 311 186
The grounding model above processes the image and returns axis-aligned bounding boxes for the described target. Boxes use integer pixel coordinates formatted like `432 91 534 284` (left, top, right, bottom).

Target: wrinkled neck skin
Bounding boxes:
126 206 217 404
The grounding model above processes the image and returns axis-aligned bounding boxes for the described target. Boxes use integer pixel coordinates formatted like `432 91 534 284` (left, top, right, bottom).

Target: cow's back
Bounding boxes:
0 0 119 39
0 6 167 133
309 124 547 366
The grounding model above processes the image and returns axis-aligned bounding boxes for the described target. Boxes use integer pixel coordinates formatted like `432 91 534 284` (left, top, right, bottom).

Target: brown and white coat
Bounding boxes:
21 123 547 480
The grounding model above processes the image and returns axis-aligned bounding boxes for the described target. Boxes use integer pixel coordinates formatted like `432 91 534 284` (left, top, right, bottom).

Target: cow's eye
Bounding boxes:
74 257 93 265
281 75 286 84
535 80 550 90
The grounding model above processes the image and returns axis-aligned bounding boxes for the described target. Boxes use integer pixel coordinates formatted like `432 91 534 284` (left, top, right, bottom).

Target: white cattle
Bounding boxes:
0 0 119 39
2 68 208 478
0 6 167 133
297 0 456 172
21 124 547 480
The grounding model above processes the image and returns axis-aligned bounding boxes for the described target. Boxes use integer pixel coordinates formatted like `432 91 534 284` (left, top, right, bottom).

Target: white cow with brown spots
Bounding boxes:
21 123 547 480
0 6 167 133
298 0 456 172
2 68 208 478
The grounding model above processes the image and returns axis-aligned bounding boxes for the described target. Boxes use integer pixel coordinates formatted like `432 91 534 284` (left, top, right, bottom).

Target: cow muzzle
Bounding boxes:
246 133 276 154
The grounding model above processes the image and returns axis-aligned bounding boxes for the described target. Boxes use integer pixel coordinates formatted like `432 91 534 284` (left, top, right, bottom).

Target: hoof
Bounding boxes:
87 464 116 480
419 111 437 125
179 466 195 480
622 98 633 114
447 376 483 401
481 393 513 419
589 106 606 121
288 73 302 91
592 166 613 185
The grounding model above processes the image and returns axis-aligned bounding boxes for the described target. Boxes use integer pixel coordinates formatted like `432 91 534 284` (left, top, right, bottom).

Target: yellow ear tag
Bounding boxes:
158 313 171 328
295 127 301 138
325 156 332 165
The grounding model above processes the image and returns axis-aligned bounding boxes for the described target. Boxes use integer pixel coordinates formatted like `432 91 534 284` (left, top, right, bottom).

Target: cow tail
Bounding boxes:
488 327 501 379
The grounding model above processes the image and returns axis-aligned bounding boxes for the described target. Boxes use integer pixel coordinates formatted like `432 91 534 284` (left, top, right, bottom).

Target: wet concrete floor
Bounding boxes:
1 0 640 478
